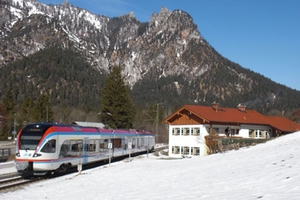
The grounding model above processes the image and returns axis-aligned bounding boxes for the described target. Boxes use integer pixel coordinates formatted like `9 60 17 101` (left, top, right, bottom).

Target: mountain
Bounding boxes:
0 0 299 118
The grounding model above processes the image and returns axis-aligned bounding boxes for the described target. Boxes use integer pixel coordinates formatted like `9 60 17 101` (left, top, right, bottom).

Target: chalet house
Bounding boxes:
162 103 300 158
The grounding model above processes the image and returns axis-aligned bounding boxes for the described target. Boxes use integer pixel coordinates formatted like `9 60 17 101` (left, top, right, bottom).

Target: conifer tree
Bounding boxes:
19 96 34 125
0 89 16 139
100 66 135 129
32 94 54 122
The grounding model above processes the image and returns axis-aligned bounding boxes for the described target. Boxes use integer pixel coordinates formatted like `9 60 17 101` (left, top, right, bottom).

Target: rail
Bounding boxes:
0 176 42 193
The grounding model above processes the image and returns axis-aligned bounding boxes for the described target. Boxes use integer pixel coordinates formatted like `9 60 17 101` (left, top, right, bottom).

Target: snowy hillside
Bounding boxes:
1 131 300 199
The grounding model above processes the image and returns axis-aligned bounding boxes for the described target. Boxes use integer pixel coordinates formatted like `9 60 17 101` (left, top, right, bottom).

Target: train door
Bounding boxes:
112 138 122 156
95 139 100 153
121 137 125 155
82 137 89 164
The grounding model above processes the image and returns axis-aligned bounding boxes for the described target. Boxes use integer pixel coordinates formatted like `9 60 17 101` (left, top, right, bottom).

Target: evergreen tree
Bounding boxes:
0 89 16 140
19 96 34 125
100 66 135 129
0 103 7 140
32 94 54 122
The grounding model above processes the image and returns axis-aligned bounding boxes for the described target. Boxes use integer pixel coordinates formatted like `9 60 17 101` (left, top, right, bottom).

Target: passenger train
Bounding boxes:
14 123 155 178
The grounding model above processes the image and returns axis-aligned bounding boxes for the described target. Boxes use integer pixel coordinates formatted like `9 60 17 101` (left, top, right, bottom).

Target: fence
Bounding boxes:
0 148 12 162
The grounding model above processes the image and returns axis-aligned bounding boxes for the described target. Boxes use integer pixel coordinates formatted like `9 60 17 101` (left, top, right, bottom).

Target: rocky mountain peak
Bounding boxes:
149 7 172 27
1 0 299 114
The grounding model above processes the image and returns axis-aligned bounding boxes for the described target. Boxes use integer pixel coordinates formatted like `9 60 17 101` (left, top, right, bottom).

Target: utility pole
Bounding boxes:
156 103 159 143
12 114 16 141
46 106 48 122
155 103 164 143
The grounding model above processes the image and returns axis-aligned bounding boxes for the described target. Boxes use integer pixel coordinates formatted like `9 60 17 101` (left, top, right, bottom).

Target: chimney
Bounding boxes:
212 101 219 111
237 103 246 112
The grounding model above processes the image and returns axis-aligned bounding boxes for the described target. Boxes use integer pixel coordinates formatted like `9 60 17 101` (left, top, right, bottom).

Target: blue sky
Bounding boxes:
39 0 300 91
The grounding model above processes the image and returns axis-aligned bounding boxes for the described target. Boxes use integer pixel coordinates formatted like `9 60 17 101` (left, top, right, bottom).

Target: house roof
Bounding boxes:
162 104 300 133
184 104 269 125
267 116 300 133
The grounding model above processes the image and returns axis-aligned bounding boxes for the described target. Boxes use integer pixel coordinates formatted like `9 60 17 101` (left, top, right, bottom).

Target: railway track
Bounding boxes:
0 146 167 193
0 172 19 180
0 175 42 193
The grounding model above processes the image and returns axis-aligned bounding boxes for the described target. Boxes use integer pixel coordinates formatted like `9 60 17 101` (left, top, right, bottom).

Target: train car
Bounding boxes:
14 123 155 178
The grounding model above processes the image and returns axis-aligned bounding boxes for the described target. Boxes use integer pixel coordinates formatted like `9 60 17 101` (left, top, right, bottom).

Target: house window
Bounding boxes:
176 128 180 136
193 147 200 155
172 128 175 135
249 130 255 138
173 146 180 154
184 128 190 136
255 130 263 138
213 128 219 134
183 146 190 155
193 128 200 136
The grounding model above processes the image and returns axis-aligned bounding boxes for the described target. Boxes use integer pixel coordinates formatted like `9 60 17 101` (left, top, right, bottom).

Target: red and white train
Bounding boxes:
14 123 155 178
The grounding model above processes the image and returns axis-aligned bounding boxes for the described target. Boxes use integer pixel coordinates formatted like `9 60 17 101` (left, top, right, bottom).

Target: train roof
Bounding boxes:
21 123 154 135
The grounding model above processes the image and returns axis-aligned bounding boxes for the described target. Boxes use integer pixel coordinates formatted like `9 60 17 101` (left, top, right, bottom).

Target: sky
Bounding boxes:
1 131 300 199
38 0 300 91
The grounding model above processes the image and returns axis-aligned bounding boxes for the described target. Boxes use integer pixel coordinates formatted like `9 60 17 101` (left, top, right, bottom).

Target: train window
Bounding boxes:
60 140 70 157
131 138 136 149
20 133 44 150
41 139 56 153
99 139 107 152
71 140 77 151
89 140 95 153
113 138 122 149
70 140 83 152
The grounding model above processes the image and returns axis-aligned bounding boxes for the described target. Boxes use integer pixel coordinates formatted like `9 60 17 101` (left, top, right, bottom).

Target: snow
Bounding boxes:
9 7 23 19
11 0 24 8
1 132 300 199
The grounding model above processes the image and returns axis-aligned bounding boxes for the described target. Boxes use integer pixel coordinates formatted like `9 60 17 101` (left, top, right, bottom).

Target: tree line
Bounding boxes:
0 65 169 143
0 90 53 140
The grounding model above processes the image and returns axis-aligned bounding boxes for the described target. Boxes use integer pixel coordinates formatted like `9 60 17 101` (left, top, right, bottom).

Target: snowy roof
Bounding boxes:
72 121 105 128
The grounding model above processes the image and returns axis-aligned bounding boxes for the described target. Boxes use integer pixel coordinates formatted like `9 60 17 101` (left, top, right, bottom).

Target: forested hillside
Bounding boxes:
0 47 106 110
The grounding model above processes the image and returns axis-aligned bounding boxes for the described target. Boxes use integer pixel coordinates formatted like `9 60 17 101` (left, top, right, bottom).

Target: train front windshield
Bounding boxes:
19 124 52 150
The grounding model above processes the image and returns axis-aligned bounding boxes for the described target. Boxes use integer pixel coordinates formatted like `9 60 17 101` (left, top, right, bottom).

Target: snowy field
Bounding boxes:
1 132 300 200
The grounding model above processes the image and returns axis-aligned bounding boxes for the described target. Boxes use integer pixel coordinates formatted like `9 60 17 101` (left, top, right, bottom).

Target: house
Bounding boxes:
162 103 300 158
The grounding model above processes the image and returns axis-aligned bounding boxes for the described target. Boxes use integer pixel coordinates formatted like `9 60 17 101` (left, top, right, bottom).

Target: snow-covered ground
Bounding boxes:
1 132 300 200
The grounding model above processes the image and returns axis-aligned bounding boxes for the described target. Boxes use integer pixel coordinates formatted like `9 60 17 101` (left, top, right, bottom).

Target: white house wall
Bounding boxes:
168 124 209 158
239 124 272 138
168 123 272 158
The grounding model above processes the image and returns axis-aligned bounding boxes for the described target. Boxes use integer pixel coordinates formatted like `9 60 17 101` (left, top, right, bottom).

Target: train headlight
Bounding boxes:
33 153 42 157
16 153 20 157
